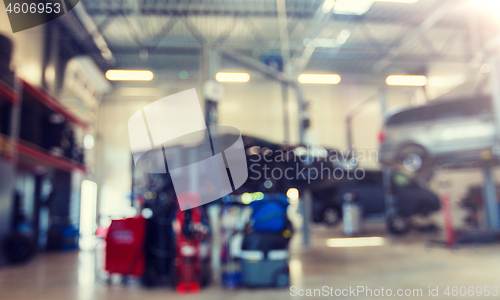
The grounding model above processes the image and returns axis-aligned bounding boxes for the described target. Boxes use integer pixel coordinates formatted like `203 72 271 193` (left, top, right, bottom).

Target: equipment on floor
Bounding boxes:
105 216 146 278
141 197 177 287
219 200 248 289
3 232 36 264
47 222 79 251
3 192 36 264
240 194 292 288
240 231 290 288
174 192 211 293
342 192 363 236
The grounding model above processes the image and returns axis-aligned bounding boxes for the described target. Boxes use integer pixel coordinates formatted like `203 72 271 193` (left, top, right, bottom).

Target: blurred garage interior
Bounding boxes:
2 0 500 299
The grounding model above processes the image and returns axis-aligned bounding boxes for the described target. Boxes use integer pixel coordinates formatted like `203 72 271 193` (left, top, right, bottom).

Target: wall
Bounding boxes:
0 3 45 86
97 82 204 222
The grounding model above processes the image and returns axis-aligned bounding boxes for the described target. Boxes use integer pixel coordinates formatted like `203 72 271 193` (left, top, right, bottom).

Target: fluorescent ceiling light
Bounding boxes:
336 29 351 45
386 75 427 86
298 74 341 84
215 72 250 83
333 0 374 15
326 237 385 248
105 70 154 81
375 0 418 3
322 0 336 13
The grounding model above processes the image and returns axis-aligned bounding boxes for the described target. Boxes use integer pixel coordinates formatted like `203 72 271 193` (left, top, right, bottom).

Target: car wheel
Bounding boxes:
322 207 341 227
387 214 412 235
274 269 290 288
397 145 427 172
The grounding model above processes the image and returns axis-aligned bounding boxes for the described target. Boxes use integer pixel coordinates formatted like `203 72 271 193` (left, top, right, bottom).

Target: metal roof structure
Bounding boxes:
75 0 500 76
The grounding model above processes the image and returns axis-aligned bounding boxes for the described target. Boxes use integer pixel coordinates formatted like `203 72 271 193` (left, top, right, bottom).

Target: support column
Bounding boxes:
203 47 222 129
485 54 500 231
301 188 312 247
294 83 311 246
483 167 500 230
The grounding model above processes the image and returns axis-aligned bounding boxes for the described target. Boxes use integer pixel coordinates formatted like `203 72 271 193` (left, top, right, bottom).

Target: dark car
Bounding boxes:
312 170 440 234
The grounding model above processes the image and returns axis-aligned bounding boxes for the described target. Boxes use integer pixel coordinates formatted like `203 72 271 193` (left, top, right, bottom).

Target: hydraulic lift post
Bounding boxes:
483 53 500 231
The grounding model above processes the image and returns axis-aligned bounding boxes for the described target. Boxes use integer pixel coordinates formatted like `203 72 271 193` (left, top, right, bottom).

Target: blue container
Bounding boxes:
61 225 79 250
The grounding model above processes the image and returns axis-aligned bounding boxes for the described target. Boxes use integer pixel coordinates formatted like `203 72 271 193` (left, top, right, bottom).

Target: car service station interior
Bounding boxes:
2 0 500 299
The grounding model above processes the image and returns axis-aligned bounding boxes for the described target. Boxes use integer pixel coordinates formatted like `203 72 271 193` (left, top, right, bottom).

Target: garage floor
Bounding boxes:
1 223 500 300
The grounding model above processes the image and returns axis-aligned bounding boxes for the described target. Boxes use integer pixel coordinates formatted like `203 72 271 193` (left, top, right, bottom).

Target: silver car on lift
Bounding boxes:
379 95 498 170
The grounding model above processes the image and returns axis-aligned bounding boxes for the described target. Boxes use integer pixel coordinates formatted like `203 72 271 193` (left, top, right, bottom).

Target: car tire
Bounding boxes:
3 233 35 264
322 206 341 227
397 145 427 172
387 214 412 235
274 268 290 288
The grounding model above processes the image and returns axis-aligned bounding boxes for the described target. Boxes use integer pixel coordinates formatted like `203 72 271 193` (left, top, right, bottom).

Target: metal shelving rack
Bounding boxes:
0 73 88 263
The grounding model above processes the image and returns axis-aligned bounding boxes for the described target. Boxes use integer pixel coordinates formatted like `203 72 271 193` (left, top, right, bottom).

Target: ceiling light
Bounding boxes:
375 0 418 3
336 29 351 45
326 237 385 248
215 72 250 83
298 74 341 84
105 70 154 81
386 75 427 86
333 0 374 15
322 0 336 13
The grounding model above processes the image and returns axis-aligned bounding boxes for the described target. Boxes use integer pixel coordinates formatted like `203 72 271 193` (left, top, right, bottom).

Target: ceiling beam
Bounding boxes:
372 0 467 72
83 10 468 30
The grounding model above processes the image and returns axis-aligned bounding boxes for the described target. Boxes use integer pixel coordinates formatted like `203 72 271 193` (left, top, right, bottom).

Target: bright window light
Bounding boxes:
287 188 299 202
333 0 374 15
80 180 98 250
215 72 250 83
326 237 385 248
375 0 418 3
298 74 341 84
322 0 336 13
105 70 154 81
386 75 428 86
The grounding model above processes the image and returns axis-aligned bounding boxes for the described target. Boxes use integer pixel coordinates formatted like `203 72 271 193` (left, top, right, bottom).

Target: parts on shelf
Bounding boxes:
16 141 85 173
18 83 86 169
0 133 13 159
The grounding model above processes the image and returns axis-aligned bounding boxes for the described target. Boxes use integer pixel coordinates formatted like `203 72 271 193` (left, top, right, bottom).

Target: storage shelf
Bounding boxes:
0 80 17 104
0 133 14 161
21 80 88 129
16 140 86 173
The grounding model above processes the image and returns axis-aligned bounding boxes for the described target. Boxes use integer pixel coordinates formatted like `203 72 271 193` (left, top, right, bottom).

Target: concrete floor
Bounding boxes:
1 224 500 300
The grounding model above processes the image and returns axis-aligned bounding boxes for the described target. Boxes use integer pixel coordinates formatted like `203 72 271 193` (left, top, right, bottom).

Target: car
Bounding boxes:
379 95 497 172
311 170 440 234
